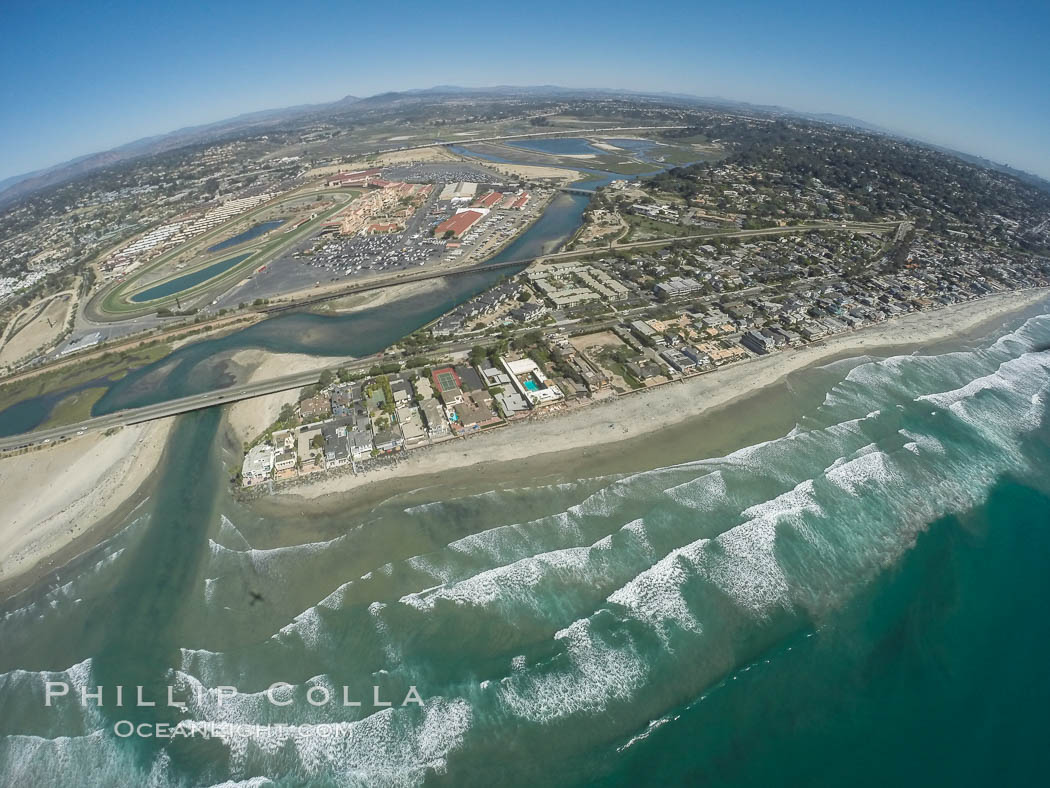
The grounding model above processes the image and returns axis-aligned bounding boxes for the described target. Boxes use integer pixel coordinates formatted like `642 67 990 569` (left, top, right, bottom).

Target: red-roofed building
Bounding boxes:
511 193 531 209
434 210 484 238
472 191 504 209
326 168 382 187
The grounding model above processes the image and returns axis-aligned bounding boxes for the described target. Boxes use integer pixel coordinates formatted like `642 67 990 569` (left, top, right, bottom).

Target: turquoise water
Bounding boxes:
2 305 1050 785
523 379 539 391
505 138 605 156
129 253 254 303
207 220 285 253
95 267 515 414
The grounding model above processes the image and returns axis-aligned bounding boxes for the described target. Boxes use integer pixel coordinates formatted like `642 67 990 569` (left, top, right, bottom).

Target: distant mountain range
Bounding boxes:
0 94 360 205
2 85 1047 205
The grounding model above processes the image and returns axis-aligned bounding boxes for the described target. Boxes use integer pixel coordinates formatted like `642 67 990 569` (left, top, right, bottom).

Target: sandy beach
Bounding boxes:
315 277 448 315
226 350 352 445
0 416 173 587
276 288 1049 503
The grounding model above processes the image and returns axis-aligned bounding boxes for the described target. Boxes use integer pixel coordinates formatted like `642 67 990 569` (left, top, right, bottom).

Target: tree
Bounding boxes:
469 345 487 366
318 369 334 388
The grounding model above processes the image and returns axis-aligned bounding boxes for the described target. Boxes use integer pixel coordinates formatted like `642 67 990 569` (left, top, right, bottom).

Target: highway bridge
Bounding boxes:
0 368 323 452
0 221 902 451
0 334 491 452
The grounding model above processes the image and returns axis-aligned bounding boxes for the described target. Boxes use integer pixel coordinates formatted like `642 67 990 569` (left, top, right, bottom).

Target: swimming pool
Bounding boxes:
523 379 540 392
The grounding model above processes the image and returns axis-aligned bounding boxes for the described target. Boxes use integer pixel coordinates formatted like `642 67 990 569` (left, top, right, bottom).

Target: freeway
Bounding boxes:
0 221 897 392
259 220 899 313
376 126 691 155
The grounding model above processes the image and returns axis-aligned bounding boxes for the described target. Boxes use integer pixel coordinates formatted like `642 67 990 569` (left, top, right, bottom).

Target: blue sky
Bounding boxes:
2 0 1048 181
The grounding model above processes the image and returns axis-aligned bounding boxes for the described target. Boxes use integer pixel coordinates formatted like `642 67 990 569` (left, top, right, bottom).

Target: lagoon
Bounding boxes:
129 253 253 303
207 220 285 253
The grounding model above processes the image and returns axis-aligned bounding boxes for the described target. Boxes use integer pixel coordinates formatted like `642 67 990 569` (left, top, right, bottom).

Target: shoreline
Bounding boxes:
0 416 174 595
1 287 1045 597
266 288 1049 508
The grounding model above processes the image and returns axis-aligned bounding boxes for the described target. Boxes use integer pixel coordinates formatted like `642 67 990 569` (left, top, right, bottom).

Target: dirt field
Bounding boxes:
570 330 628 353
569 331 634 390
483 163 578 184
368 146 461 166
0 293 72 368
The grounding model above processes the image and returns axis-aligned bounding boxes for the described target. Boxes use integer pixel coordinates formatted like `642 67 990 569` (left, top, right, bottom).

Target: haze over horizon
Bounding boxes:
3 0 1049 182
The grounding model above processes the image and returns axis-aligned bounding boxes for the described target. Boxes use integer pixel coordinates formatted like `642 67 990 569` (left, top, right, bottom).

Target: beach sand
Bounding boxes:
313 278 447 316
226 350 353 445
272 289 1049 506
0 417 174 587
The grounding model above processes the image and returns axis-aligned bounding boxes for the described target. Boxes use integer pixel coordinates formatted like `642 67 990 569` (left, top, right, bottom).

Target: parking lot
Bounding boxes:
204 166 551 311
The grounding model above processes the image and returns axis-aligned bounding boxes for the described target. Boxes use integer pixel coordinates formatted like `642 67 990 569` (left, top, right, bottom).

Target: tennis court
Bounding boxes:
432 367 462 394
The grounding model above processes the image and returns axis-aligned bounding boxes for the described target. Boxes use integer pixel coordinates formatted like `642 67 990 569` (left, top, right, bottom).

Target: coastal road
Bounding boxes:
0 366 335 452
1 220 898 387
0 334 499 451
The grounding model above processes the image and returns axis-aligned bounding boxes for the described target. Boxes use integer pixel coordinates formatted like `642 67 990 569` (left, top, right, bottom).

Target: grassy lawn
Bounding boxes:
41 386 108 428
598 350 644 390
623 214 694 242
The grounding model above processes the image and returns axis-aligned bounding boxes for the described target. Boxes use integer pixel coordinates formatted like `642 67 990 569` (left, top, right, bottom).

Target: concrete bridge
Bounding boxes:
557 186 599 196
0 221 902 451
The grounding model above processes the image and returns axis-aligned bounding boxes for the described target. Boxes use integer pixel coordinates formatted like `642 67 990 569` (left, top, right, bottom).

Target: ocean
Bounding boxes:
1 305 1049 786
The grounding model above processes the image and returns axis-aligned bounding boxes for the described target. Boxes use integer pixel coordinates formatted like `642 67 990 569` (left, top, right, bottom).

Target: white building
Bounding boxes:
501 357 564 407
241 444 275 486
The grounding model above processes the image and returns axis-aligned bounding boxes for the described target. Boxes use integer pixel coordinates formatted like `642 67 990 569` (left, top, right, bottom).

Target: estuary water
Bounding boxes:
2 304 1049 786
0 186 590 436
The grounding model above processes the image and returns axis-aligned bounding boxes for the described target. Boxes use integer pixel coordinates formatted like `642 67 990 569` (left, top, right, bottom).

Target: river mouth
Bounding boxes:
2 141 695 435
4 304 1050 786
